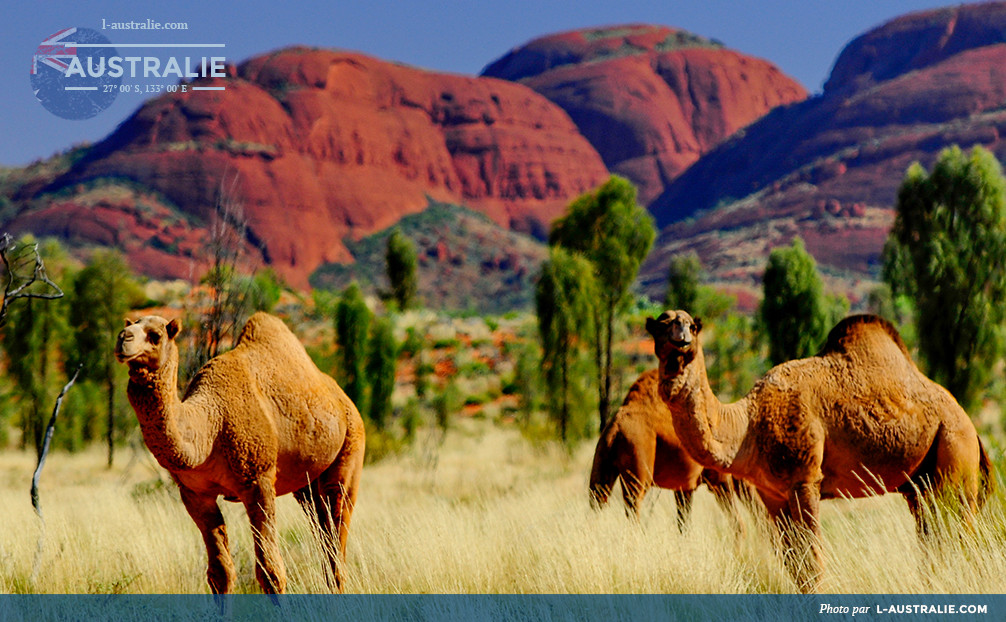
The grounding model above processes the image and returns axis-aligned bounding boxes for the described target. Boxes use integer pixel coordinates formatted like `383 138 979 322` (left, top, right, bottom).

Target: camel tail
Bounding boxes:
589 433 619 511
978 438 996 508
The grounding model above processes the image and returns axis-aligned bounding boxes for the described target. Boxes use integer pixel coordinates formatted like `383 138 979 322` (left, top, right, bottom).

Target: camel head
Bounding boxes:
646 310 702 362
115 315 181 375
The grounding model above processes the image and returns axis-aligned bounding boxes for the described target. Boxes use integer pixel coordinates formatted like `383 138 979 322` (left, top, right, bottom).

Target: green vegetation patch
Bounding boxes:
310 201 547 313
655 30 724 52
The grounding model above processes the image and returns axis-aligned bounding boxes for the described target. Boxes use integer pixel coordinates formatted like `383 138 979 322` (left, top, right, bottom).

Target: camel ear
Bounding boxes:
166 318 181 340
645 317 662 338
693 317 703 334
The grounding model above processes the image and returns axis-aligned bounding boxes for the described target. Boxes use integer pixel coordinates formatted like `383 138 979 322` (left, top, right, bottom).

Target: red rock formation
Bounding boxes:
482 25 807 204
642 2 1006 304
28 48 608 287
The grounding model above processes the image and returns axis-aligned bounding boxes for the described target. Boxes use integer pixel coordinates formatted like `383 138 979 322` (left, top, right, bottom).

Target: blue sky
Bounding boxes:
2 0 956 167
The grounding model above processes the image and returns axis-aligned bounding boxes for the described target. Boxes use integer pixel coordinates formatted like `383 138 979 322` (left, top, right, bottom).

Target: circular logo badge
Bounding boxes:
30 27 121 120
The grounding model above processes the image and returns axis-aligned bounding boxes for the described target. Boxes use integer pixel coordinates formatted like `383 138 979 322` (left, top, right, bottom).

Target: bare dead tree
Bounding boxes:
0 233 64 327
29 363 81 582
205 172 247 357
31 364 82 514
0 234 73 583
181 172 261 384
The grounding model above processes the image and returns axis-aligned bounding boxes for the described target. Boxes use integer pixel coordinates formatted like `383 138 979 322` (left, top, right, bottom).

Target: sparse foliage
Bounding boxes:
183 173 275 383
883 145 1006 412
0 233 64 327
201 173 249 358
433 379 462 435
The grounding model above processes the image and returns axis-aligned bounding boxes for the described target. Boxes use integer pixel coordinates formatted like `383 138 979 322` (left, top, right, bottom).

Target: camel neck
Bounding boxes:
659 343 749 471
126 352 215 470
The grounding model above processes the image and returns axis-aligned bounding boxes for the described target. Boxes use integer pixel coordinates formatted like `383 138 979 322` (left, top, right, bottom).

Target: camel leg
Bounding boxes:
619 435 655 520
763 482 822 593
244 478 287 594
588 439 618 510
674 489 694 532
306 440 364 593
177 485 236 594
784 481 823 593
294 476 348 591
705 472 746 537
932 425 983 519
900 423 981 541
901 484 934 539
619 468 650 520
295 480 331 584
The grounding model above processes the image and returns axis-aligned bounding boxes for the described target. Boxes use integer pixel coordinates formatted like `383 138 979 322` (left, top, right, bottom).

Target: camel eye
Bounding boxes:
148 331 161 345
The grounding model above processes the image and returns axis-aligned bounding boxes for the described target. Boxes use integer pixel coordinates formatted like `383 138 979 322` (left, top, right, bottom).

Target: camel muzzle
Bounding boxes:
114 331 134 362
670 337 692 349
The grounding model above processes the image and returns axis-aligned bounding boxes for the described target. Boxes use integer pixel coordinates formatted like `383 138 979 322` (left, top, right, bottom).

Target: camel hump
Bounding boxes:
621 369 660 406
235 312 294 346
817 314 910 359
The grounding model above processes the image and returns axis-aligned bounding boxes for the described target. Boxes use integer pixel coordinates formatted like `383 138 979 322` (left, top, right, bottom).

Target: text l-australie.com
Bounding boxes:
101 18 189 30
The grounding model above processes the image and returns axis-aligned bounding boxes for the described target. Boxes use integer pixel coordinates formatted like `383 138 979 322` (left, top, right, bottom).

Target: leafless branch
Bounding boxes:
30 363 82 583
31 363 82 516
0 233 64 327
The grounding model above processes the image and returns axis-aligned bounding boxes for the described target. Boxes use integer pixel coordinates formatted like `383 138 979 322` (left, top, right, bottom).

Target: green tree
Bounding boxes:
535 247 597 443
69 250 143 467
385 228 418 311
664 252 702 312
335 282 372 411
549 175 655 431
760 237 829 365
883 145 1006 412
366 316 397 429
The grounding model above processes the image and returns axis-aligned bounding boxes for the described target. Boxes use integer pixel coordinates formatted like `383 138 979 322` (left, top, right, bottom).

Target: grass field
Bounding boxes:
3 419 1006 594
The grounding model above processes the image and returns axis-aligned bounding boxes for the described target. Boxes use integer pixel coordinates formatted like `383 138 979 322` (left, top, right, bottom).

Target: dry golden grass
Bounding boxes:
2 420 1005 594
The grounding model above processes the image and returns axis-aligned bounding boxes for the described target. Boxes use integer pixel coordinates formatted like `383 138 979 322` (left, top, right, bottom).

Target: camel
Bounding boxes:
589 369 754 531
115 312 365 594
645 311 994 592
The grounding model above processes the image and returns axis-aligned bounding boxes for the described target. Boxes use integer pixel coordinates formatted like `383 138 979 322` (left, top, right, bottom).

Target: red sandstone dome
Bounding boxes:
641 2 1006 306
482 24 808 205
15 47 609 287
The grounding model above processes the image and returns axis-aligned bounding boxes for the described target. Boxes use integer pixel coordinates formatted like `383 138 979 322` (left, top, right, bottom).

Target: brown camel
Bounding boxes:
115 312 365 594
646 311 994 592
589 369 754 531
